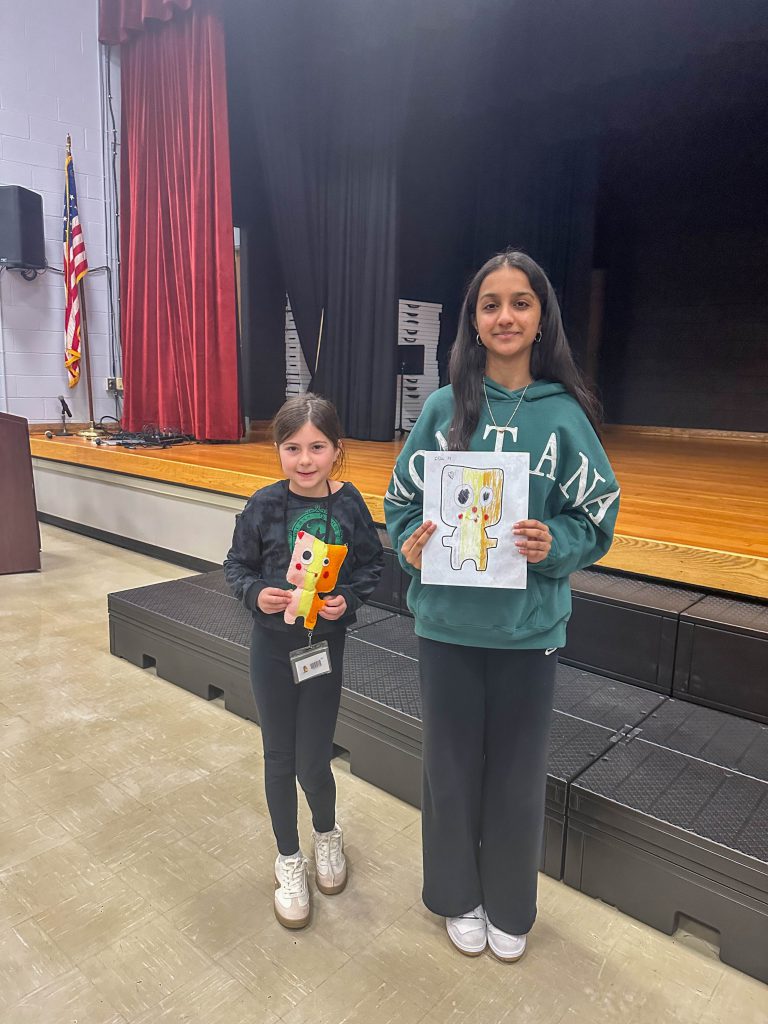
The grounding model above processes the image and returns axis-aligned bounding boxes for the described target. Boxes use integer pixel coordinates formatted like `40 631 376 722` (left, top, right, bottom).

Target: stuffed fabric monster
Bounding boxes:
441 465 504 571
284 530 348 630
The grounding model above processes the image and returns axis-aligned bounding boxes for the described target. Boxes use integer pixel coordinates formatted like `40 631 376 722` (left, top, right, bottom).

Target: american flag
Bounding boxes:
63 150 88 388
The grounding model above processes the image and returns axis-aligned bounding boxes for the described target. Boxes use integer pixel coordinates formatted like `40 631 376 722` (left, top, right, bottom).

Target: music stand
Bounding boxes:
396 344 425 437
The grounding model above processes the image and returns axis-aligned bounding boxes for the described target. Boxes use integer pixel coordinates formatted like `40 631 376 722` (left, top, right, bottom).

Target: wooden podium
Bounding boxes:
0 412 41 574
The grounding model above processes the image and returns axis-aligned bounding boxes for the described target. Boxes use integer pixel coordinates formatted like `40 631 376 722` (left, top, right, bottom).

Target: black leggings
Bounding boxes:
249 623 345 856
418 637 557 935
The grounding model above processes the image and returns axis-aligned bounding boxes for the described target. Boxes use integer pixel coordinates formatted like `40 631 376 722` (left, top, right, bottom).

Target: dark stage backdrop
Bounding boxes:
225 0 768 436
594 49 768 431
224 0 415 440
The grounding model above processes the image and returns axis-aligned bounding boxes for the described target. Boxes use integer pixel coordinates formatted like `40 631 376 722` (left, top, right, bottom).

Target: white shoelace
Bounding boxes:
315 828 343 870
279 857 307 897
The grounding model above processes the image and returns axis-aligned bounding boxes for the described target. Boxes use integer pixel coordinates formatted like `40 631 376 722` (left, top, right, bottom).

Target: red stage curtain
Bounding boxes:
108 1 240 440
99 0 192 45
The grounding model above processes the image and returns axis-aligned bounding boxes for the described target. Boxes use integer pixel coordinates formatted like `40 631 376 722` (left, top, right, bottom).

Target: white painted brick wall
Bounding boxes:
0 0 119 424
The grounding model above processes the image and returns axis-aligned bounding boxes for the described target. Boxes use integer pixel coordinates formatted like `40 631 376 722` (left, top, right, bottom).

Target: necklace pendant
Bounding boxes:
483 381 531 431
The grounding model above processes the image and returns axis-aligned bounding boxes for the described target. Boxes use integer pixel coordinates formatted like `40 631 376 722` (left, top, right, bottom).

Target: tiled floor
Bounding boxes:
0 525 764 1024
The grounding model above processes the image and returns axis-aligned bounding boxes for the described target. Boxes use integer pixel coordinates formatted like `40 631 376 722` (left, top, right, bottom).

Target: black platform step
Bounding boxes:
348 603 399 631
352 614 421 660
107 569 768 981
564 736 768 983
673 595 768 722
337 637 423 807
561 571 704 694
109 574 645 877
544 713 617 879
554 663 664 731
108 578 256 722
639 699 768 782
372 537 768 722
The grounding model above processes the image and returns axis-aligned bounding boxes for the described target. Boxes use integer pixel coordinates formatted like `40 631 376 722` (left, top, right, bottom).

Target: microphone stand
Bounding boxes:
58 404 73 435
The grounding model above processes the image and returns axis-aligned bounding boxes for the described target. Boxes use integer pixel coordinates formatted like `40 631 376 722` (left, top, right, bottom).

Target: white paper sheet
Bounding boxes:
422 451 529 588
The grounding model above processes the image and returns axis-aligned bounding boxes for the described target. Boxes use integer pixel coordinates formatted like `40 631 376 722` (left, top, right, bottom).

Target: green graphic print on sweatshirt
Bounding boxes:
384 378 620 650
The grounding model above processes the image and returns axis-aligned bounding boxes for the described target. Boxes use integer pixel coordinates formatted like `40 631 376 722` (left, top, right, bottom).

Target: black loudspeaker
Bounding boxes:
0 186 47 270
397 344 425 375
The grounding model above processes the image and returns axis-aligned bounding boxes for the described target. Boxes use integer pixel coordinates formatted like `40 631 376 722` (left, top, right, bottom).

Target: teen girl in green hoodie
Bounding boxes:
385 250 620 962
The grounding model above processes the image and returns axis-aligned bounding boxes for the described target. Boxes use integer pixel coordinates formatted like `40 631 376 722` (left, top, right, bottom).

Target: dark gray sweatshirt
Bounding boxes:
224 480 383 636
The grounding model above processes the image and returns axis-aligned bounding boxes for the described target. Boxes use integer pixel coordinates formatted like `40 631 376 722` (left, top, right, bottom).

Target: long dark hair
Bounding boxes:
447 250 601 449
272 393 346 477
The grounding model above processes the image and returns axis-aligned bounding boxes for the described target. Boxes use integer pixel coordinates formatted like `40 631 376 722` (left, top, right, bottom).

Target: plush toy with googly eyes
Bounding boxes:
285 530 348 629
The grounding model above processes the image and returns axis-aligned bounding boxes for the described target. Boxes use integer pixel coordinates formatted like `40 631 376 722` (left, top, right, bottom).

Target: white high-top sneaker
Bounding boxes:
312 822 347 894
274 852 310 929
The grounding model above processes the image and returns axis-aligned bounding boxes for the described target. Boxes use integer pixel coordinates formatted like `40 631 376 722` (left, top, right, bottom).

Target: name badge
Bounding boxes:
290 641 332 684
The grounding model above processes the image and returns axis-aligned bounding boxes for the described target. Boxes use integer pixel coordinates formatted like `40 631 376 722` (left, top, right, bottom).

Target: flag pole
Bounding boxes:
70 132 104 439
76 282 103 438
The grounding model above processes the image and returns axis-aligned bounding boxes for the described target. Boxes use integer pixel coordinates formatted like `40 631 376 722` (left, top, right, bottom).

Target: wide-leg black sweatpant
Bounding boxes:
418 637 557 935
250 623 345 856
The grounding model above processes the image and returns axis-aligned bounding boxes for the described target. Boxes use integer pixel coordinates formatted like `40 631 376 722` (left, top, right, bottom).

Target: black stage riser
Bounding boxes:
107 569 768 983
370 549 768 721
565 738 768 984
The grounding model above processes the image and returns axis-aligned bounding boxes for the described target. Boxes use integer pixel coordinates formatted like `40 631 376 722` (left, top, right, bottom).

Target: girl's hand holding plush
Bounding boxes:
257 587 293 614
318 594 348 621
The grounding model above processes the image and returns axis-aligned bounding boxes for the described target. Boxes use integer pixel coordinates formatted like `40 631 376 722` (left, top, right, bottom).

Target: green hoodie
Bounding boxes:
384 378 620 650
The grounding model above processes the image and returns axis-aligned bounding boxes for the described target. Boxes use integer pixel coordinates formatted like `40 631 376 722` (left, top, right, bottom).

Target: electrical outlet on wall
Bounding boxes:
106 377 124 393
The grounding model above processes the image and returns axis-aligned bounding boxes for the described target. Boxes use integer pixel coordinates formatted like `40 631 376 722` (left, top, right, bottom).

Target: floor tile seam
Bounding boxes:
112 849 238 917
0 966 121 1020
0 882 40 932
353 907 456 1024
198 946 297 1019
157 881 268 968
329 895 435 993
126 904 225 983
9 752 116 806
0 834 119 898
257 929 355 1021
0 825 72 875
0 775 54 821
24 900 162 997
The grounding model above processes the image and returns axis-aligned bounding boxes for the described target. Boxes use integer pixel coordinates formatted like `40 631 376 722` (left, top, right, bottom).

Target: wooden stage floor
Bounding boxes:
30 426 767 599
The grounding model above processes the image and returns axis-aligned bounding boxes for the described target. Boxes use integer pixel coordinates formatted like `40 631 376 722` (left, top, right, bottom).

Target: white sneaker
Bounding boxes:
486 920 527 962
274 852 310 929
312 822 347 895
446 905 487 956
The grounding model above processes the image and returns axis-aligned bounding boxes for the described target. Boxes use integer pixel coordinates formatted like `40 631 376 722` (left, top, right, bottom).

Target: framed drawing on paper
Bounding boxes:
421 451 529 588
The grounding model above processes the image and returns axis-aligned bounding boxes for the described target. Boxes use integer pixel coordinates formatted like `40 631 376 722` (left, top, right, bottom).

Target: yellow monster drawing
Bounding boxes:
440 466 503 571
284 530 348 630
